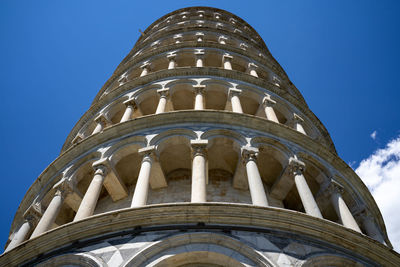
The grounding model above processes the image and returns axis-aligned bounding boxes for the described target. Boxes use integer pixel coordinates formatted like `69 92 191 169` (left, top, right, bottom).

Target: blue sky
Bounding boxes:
1 0 399 251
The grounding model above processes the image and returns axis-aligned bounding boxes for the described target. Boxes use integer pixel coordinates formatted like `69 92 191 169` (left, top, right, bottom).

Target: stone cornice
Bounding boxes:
63 68 332 153
11 111 382 240
1 204 398 266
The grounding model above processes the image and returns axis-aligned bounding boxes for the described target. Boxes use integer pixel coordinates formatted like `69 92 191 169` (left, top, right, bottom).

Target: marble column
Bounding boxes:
73 164 108 222
242 147 269 207
194 85 205 110
289 158 323 218
195 51 204 67
174 35 182 44
262 95 279 123
4 206 40 252
5 220 32 252
120 99 137 123
329 181 362 232
31 187 68 238
293 113 307 135
167 54 176 70
356 209 385 243
218 36 227 45
140 62 150 77
131 147 154 208
118 74 128 86
92 115 107 135
223 54 233 70
240 43 248 51
191 140 208 203
247 63 258 77
228 88 243 113
196 32 204 42
155 88 169 114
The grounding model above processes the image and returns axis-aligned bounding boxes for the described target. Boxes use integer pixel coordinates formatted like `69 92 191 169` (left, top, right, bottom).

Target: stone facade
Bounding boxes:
1 6 400 267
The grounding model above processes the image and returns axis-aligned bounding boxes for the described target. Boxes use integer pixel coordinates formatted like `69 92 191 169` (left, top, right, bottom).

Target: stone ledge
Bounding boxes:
1 203 399 266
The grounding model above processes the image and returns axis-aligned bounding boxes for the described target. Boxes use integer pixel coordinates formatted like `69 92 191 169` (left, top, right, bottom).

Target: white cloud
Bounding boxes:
355 135 400 252
370 130 377 140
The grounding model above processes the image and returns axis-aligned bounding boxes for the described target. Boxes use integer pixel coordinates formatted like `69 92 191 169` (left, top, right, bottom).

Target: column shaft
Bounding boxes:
331 191 362 232
120 104 134 123
168 57 176 69
5 221 31 252
249 69 258 77
31 193 63 238
296 122 306 135
140 67 148 77
294 173 323 218
194 92 204 110
231 95 243 113
196 57 203 67
223 59 232 70
73 167 106 222
246 159 269 206
243 149 269 207
131 154 152 207
264 106 279 123
92 122 103 135
156 96 167 114
363 217 385 243
191 142 207 203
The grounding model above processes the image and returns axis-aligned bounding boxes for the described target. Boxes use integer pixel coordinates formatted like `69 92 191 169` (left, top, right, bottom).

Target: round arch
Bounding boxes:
123 232 274 267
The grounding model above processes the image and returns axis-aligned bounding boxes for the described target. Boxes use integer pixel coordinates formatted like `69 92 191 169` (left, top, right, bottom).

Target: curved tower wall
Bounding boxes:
2 6 399 267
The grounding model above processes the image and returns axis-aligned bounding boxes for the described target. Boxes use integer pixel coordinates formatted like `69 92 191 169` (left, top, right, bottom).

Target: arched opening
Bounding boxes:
148 135 192 204
202 80 228 110
137 89 159 115
207 137 250 203
170 83 194 110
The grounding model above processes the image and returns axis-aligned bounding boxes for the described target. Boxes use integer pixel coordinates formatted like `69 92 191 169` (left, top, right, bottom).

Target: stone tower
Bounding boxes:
2 6 400 266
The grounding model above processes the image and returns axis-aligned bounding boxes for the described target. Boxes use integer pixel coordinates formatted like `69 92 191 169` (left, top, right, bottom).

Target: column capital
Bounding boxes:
218 36 228 43
167 54 177 60
240 43 249 50
272 75 281 87
94 114 108 125
293 113 304 123
23 203 42 226
241 147 259 163
228 88 242 97
193 85 206 94
138 145 156 157
223 53 233 61
194 50 205 56
118 74 128 84
326 179 344 195
191 139 208 157
288 157 306 175
262 95 276 107
353 207 374 221
53 179 76 199
92 159 109 176
140 62 151 69
157 88 169 97
248 62 258 70
123 98 137 108
71 134 84 145
174 35 182 43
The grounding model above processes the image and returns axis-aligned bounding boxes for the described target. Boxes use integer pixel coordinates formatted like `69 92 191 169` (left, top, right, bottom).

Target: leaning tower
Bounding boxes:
2 6 399 266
